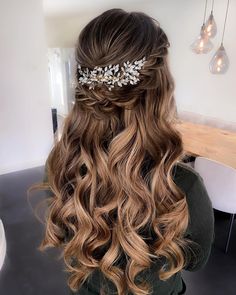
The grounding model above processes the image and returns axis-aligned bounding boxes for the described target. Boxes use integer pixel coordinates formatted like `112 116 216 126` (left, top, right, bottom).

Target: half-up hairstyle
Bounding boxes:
28 8 196 295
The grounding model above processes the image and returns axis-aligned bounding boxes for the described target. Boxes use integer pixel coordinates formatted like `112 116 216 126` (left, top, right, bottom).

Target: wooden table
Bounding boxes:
176 120 236 169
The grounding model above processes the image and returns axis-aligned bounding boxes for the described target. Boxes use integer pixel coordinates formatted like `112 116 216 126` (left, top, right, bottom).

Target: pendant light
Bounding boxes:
204 0 217 38
190 0 214 54
209 0 230 74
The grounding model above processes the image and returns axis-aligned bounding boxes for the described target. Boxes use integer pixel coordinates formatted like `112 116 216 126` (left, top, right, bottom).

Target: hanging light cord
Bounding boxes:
221 0 230 44
203 0 208 25
211 0 215 12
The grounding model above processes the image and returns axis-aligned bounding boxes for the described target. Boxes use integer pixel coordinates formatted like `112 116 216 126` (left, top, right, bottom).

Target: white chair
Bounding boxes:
0 219 6 270
194 157 236 253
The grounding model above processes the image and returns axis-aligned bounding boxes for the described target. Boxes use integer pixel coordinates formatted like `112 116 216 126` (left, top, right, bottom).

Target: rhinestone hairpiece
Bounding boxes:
77 56 146 91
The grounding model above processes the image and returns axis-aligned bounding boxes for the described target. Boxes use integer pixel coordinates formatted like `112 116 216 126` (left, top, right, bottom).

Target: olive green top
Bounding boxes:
43 161 215 295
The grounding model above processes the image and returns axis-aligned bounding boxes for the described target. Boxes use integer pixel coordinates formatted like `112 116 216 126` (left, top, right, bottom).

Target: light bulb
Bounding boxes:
190 24 214 54
204 11 217 38
209 44 229 74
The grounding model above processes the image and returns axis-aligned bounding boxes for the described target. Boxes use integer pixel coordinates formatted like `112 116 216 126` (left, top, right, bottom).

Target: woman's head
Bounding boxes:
28 8 196 295
75 8 175 121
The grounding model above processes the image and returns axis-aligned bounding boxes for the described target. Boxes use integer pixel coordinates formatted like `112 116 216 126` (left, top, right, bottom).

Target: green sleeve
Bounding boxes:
183 174 215 271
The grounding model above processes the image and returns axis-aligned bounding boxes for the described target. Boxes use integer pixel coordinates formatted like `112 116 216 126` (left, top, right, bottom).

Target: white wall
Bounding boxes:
0 0 54 175
44 0 236 124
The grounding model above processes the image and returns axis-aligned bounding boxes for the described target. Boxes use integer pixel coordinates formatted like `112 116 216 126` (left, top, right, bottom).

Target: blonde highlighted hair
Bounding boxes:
28 8 195 295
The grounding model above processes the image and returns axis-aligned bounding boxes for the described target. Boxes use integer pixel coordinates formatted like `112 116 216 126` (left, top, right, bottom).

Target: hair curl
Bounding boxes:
28 8 196 295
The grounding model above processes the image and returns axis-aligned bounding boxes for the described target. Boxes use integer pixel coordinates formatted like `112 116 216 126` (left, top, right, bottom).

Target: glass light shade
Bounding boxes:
204 12 217 38
190 25 214 54
209 44 229 74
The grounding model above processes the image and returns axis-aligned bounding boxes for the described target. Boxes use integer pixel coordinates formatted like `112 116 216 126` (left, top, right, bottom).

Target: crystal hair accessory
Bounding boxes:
77 56 146 91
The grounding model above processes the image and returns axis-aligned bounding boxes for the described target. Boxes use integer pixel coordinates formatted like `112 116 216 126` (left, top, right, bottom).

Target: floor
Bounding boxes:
0 165 235 295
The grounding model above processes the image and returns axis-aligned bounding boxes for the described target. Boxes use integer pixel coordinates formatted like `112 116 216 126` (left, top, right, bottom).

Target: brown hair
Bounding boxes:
28 8 194 295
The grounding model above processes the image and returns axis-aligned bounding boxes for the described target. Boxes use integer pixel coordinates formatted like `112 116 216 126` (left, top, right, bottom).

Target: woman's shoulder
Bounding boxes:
172 161 214 221
172 161 205 194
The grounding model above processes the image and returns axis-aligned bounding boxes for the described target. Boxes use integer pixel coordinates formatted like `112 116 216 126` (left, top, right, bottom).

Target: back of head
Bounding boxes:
75 8 175 121
30 8 193 295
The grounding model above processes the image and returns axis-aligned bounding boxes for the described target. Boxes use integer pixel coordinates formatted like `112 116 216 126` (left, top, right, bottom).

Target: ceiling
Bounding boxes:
43 0 140 17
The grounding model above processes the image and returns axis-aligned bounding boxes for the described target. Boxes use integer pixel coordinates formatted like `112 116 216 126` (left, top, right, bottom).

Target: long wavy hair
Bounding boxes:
28 8 195 295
